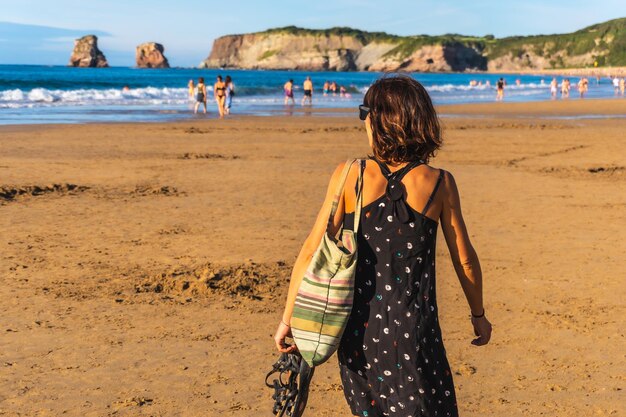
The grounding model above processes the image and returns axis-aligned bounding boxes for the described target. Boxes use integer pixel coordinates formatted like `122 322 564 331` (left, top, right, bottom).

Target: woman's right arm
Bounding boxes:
274 162 350 353
440 171 492 346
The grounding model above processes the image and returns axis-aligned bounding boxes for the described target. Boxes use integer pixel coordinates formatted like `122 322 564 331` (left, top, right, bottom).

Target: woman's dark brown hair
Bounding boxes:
364 73 442 164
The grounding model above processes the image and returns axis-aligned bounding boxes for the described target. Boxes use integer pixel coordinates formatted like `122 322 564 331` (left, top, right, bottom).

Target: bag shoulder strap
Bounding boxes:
352 160 365 234
327 159 357 230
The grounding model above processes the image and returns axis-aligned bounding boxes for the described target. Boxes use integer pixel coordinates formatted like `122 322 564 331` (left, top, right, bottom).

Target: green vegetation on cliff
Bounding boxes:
250 18 626 67
484 18 626 67
259 26 400 44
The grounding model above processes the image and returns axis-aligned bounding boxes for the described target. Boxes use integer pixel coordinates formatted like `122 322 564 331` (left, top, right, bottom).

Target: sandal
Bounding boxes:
265 352 315 417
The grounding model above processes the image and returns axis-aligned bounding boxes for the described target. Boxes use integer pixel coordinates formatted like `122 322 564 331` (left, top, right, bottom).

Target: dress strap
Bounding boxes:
369 158 423 182
421 169 444 215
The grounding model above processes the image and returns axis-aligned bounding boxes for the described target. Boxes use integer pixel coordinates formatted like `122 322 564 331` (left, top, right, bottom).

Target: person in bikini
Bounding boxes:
214 75 227 118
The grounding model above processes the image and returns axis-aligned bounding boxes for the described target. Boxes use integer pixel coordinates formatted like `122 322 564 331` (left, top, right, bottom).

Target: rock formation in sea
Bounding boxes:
68 35 108 68
136 42 170 68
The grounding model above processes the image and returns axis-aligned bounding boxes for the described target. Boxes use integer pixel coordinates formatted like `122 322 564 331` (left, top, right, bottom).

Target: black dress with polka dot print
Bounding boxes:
338 159 458 417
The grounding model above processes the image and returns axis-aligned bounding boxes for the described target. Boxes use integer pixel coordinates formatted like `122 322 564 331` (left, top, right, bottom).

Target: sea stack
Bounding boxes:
68 35 108 68
136 42 170 68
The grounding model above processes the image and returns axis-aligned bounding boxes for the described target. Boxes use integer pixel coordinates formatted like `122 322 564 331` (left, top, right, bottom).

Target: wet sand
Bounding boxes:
1 100 624 416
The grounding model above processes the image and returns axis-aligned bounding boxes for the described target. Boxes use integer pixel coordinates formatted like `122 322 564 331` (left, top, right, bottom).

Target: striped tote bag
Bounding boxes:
291 159 364 367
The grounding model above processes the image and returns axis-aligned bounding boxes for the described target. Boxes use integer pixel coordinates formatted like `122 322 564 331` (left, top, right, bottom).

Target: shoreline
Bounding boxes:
2 98 626 129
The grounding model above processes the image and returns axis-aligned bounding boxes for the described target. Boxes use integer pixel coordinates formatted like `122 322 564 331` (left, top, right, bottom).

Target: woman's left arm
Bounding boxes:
274 161 350 353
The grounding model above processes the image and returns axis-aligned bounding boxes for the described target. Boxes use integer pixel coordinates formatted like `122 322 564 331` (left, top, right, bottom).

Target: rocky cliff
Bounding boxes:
200 19 626 71
200 29 485 72
136 42 170 68
68 35 108 68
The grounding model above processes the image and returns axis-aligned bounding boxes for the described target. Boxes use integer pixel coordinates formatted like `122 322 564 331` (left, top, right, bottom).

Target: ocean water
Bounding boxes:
0 65 621 124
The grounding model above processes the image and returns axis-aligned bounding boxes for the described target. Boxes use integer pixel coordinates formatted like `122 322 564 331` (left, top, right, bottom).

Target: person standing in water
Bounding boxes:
302 76 313 106
214 75 227 118
619 77 625 97
194 77 207 114
284 79 295 105
225 75 235 115
550 78 558 99
188 79 195 100
323 81 330 96
578 77 589 99
612 76 620 95
561 78 570 98
496 78 505 101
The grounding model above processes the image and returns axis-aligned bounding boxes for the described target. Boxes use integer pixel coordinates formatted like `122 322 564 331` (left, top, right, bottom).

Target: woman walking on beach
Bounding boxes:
225 75 235 115
193 77 207 114
214 75 227 118
275 74 492 417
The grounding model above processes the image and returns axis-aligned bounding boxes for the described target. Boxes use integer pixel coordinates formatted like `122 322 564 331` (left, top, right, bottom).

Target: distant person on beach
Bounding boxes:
274 74 491 417
550 78 558 99
330 81 338 95
578 77 589 99
284 79 295 105
496 78 505 101
620 78 625 96
323 81 330 96
561 79 570 98
194 77 207 114
214 75 227 118
302 76 313 106
188 80 195 99
612 77 620 95
339 85 346 97
225 75 235 115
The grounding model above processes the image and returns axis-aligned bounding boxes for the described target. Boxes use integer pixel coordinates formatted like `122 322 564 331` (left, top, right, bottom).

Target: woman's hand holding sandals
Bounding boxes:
274 320 297 353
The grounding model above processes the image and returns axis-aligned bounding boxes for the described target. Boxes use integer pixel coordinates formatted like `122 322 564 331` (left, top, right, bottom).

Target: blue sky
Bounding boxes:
1 0 625 66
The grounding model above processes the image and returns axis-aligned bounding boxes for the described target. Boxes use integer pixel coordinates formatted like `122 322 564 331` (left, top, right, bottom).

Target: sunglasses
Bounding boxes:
358 104 370 121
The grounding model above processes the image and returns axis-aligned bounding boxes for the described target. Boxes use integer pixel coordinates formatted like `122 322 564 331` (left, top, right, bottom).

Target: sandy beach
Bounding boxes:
1 100 624 416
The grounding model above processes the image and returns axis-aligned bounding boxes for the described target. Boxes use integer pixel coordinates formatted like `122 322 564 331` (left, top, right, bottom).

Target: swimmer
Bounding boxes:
323 81 330 96
339 85 346 97
302 76 313 106
122 85 130 92
284 79 295 105
330 81 337 96
214 75 227 118
194 77 207 114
